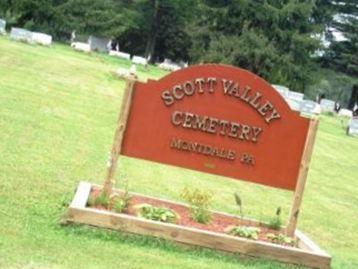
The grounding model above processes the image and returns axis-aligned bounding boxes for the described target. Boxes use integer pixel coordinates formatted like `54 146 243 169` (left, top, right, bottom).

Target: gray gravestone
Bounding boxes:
300 100 318 115
10 27 33 43
348 118 358 136
320 99 335 112
0 19 5 34
88 36 111 53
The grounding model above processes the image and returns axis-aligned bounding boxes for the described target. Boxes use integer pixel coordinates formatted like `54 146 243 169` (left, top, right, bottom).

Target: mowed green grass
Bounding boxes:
0 36 357 269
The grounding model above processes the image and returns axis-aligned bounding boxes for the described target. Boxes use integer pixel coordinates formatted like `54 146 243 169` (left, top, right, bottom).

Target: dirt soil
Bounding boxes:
89 187 296 247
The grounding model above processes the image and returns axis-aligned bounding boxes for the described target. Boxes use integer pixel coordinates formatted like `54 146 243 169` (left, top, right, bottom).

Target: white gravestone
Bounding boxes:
71 42 91 53
115 64 136 79
109 50 131 60
31 32 52 46
288 91 304 101
300 100 320 115
320 99 335 112
348 118 358 136
338 109 353 118
132 55 147 66
286 98 302 112
158 59 181 71
10 28 33 43
0 19 6 35
272 85 289 99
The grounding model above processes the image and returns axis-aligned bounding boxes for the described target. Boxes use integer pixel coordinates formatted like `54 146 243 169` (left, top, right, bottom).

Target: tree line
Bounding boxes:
0 0 357 104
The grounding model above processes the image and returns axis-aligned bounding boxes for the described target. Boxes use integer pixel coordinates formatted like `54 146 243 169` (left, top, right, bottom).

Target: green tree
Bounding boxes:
188 0 325 92
317 1 357 108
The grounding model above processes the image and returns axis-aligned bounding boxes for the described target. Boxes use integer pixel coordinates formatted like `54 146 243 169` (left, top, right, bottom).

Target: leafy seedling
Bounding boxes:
136 204 179 223
266 233 296 246
268 206 282 230
226 226 261 240
181 187 213 224
234 192 244 220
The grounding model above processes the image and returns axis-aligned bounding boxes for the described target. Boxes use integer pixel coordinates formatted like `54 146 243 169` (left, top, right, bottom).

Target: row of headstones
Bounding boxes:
272 85 358 136
109 45 187 70
71 37 151 66
2 21 53 46
1 20 184 71
272 85 352 116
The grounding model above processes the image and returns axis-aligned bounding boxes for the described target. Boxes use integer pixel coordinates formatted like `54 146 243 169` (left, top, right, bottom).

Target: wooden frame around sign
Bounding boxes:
65 181 331 269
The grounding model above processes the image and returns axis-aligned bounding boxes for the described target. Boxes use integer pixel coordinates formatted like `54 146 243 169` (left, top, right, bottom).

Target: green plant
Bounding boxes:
234 192 244 220
111 188 132 213
267 207 282 230
266 233 296 246
94 190 110 208
136 204 178 223
227 226 261 240
181 187 213 224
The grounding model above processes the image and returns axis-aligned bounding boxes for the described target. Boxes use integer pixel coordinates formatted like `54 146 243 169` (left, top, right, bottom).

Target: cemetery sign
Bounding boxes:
66 64 329 268
118 65 312 191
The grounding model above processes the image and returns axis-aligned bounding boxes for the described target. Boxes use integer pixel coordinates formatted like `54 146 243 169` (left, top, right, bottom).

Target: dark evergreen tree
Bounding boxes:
188 0 325 92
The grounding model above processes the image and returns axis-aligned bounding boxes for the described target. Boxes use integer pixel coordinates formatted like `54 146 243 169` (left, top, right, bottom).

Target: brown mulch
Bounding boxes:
89 187 295 246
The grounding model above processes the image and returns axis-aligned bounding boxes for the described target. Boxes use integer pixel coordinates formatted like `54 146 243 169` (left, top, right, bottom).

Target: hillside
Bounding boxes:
0 36 357 269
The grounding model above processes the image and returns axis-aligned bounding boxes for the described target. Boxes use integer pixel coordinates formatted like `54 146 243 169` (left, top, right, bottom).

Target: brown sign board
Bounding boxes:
121 64 311 191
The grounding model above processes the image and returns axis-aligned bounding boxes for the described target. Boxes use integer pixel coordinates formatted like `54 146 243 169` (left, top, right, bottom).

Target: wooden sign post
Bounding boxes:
286 119 319 236
103 76 136 195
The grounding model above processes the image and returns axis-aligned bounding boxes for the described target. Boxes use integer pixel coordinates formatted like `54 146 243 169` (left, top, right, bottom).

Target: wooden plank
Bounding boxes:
69 181 92 209
286 119 319 236
68 206 330 269
295 230 330 257
103 77 136 195
65 182 331 269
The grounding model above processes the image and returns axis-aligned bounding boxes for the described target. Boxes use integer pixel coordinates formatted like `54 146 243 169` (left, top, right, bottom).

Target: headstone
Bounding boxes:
286 98 302 112
129 64 137 75
272 85 289 99
109 50 131 60
320 99 335 112
348 118 358 135
178 61 188 68
88 36 111 53
338 108 353 118
288 91 304 101
132 55 147 66
115 65 137 79
0 19 6 35
10 27 33 43
31 32 52 46
300 100 320 115
71 42 91 53
158 58 181 71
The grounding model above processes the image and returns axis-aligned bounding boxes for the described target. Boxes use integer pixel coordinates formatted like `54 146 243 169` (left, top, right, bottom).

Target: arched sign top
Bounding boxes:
121 64 311 190
146 64 296 120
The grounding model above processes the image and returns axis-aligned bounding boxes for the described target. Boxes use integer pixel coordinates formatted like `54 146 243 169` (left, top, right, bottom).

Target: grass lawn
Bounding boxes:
0 36 357 269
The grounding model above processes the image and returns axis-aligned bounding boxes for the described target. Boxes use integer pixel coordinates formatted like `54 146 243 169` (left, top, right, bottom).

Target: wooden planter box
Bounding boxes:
64 182 331 269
